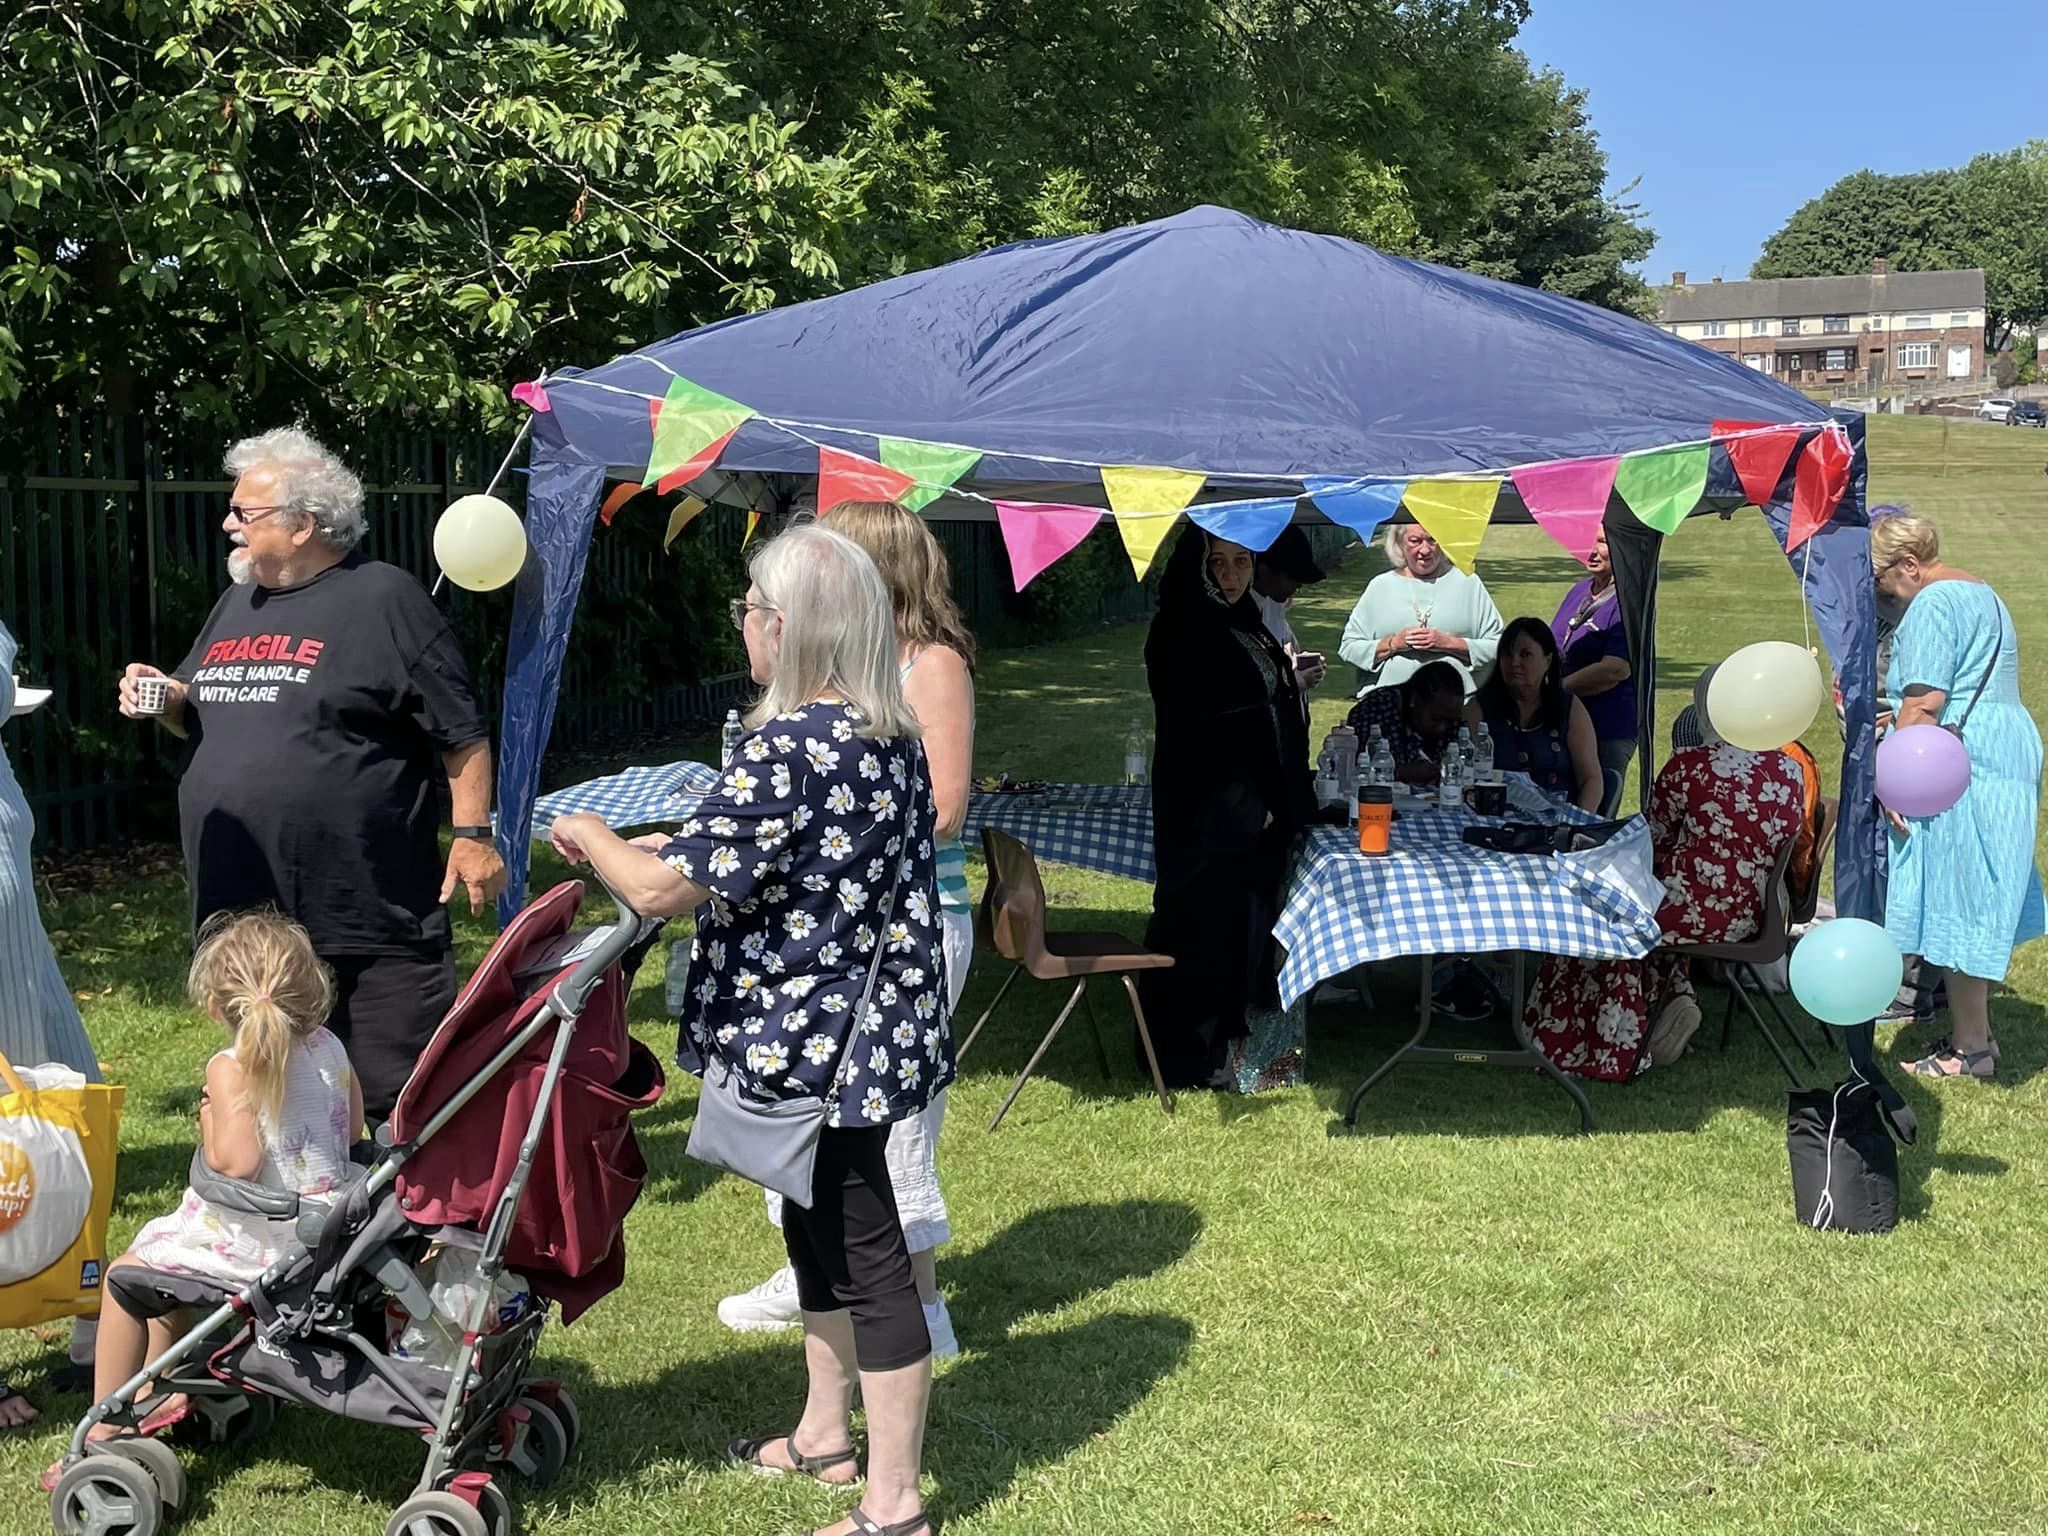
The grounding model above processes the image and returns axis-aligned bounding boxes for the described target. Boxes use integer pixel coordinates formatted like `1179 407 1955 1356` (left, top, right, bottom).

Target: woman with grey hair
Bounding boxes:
1337 522 1503 697
551 524 947 1536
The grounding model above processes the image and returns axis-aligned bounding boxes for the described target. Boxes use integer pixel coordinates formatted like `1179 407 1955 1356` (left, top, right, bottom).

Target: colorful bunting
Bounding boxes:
1304 478 1405 542
664 494 708 550
598 480 644 527
1188 496 1296 553
1613 444 1710 536
510 379 552 413
994 500 1104 590
1102 466 1205 580
1712 420 1803 510
818 446 917 515
742 508 763 548
879 437 982 513
645 377 753 491
1401 479 1501 573
1787 427 1853 553
1511 457 1618 566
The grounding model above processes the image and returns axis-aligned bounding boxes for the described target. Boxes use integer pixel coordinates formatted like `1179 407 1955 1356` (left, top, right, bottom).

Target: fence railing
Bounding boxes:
8 418 1342 851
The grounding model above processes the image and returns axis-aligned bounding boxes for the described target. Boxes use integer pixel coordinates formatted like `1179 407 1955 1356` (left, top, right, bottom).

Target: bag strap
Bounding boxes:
1949 607 2003 735
826 784 917 1096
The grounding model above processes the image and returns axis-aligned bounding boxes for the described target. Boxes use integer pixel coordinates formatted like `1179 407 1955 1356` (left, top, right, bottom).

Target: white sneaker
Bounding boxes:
923 1297 960 1361
1648 994 1703 1068
717 1266 803 1333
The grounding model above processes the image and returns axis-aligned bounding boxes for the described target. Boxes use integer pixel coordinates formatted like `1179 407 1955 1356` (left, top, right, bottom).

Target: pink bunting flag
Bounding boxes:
510 379 552 413
994 500 1104 590
1511 456 1619 566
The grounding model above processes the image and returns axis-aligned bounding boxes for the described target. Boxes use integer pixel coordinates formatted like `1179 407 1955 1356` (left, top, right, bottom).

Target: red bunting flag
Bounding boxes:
817 446 916 515
1786 427 1853 553
1713 420 1804 511
598 480 644 527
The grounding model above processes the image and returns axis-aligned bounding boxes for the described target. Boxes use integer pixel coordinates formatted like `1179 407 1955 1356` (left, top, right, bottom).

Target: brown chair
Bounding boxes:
959 827 1175 1130
1667 831 1817 1085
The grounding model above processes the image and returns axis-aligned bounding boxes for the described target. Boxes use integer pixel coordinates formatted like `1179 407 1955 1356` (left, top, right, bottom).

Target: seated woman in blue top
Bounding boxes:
1468 617 1603 813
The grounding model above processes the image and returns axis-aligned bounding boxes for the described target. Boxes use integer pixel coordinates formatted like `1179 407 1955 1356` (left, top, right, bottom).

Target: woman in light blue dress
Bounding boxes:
1338 523 1503 698
1872 514 2044 1079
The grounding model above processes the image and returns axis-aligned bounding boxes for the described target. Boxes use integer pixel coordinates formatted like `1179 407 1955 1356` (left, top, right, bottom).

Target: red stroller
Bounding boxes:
47 880 664 1536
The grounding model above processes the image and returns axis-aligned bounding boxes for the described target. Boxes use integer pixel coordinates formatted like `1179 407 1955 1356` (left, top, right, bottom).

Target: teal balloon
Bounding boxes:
1789 918 1904 1026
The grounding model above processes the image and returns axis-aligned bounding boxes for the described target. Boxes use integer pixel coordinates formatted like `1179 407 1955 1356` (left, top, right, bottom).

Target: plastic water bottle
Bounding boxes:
1328 725 1357 802
720 708 744 768
1455 726 1477 788
1372 734 1396 789
1124 718 1149 786
1438 748 1463 807
1473 722 1498 783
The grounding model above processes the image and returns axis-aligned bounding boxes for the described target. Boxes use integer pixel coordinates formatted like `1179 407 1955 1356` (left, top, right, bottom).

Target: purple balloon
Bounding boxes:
1876 723 1972 817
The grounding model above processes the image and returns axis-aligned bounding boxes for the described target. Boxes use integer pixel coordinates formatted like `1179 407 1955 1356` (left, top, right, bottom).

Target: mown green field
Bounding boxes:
5 413 2047 1535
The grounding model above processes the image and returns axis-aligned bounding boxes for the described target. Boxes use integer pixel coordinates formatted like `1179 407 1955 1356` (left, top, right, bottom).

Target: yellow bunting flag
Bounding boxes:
663 495 708 551
741 508 763 548
1101 466 1206 581
1401 478 1501 573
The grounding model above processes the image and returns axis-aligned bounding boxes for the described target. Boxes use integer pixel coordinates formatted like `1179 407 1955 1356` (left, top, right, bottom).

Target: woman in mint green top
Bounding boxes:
1338 522 1503 698
718 500 979 1358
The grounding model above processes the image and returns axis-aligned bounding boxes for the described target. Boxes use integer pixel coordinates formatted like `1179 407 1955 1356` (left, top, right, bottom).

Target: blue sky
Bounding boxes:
1516 0 2048 284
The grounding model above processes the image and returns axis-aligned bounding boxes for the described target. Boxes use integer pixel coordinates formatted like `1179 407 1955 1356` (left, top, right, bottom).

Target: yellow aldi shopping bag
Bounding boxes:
0 1052 123 1326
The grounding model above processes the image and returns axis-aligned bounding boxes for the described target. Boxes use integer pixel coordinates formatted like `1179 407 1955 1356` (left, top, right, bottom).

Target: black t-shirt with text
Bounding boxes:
173 554 486 955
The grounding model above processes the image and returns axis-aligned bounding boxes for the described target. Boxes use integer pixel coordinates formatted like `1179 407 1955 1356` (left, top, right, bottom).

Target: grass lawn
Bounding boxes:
6 414 2048 1535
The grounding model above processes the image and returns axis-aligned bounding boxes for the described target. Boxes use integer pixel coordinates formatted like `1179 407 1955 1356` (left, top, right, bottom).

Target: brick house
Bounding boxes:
1652 263 1986 389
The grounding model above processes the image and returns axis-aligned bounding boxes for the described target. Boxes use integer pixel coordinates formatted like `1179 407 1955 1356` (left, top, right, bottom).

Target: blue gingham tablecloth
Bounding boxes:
528 760 722 841
961 783 1154 883
1273 790 1666 1007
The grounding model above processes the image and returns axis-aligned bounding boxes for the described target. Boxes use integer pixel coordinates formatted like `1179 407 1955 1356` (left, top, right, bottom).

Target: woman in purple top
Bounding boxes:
1549 527 1636 808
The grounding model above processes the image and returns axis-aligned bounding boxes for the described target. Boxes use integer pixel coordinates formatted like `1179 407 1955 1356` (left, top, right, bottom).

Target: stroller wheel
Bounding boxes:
49 1453 164 1536
175 1394 275 1452
473 1478 514 1536
501 1402 569 1489
384 1491 489 1536
546 1388 580 1460
101 1440 186 1511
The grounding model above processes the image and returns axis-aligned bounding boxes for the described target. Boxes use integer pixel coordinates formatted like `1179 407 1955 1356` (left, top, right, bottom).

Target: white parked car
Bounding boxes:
1976 397 2018 423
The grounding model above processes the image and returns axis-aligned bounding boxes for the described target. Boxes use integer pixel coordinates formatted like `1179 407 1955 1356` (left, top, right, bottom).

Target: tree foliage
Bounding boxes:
1 0 1656 430
1753 144 2048 350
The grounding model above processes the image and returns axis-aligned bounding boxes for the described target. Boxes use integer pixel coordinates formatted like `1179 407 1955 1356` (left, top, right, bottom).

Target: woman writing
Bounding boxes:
1871 512 2043 1080
551 525 946 1536
1549 528 1636 797
1338 524 1503 697
1470 618 1604 812
1140 528 1313 1092
718 502 974 1358
1345 662 1467 784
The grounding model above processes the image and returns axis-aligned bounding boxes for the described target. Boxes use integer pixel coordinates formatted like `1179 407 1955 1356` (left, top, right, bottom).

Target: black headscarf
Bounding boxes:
1144 524 1312 891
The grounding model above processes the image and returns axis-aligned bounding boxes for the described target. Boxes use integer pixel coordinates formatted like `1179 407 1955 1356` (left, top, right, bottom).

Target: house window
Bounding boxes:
1742 354 1769 372
1825 349 1849 370
1749 319 1770 336
1949 312 1971 326
1904 313 1932 329
1823 315 1849 333
1703 321 1729 337
1781 318 1802 336
1897 342 1934 369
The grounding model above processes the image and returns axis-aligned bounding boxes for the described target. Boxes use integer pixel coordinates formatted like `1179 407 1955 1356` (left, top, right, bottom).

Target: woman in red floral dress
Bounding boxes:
1526 678 1804 1082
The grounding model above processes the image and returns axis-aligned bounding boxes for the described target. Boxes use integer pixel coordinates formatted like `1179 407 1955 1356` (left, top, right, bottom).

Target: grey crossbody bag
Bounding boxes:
686 844 908 1209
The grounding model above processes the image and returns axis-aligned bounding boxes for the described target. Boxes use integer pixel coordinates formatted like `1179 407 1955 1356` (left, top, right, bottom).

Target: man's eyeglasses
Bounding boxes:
227 504 288 527
729 598 778 631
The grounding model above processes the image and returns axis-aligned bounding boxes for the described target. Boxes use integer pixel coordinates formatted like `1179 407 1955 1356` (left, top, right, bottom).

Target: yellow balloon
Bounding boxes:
433 495 527 592
1706 640 1823 751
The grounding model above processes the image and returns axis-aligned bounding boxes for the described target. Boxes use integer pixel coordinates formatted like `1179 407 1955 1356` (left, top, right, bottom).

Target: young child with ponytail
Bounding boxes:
77 910 358 1442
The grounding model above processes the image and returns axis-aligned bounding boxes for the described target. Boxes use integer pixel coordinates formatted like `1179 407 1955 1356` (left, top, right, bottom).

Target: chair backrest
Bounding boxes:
1599 767 1625 818
1791 795 1839 927
1749 829 1800 957
980 826 1052 968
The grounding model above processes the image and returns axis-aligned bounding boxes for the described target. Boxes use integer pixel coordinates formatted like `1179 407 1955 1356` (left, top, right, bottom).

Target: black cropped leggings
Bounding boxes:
781 1125 931 1372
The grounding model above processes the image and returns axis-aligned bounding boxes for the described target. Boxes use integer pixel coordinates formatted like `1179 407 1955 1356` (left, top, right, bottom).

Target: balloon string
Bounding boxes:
1800 535 1814 657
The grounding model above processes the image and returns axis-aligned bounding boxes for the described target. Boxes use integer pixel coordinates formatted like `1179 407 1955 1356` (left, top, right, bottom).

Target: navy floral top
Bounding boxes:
659 701 954 1128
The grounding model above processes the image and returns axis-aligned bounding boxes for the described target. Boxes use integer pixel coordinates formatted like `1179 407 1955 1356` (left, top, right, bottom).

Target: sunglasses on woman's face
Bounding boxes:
729 598 779 631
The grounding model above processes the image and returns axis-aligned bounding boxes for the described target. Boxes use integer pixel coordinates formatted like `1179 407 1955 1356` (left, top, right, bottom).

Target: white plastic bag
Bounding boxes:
387 1240 532 1368
0 1064 97 1289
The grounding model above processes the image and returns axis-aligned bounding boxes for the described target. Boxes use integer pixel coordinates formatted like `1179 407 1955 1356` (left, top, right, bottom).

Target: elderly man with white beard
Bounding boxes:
119 427 504 1123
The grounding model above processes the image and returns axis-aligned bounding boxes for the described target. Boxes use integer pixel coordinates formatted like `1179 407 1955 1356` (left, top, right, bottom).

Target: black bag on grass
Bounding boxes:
1787 1079 1900 1234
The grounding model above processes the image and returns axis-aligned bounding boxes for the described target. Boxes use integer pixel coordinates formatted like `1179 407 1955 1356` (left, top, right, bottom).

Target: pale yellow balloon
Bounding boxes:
433 495 527 591
1706 640 1823 751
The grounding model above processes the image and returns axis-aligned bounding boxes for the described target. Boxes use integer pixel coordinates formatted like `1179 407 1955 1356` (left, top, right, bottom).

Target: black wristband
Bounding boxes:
450 824 494 840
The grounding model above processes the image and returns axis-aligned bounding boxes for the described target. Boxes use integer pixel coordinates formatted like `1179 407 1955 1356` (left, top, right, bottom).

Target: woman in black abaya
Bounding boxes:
1137 525 1315 1091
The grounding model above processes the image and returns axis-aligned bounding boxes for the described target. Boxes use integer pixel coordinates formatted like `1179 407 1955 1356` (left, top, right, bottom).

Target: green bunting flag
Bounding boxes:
1613 443 1710 536
878 437 983 513
644 377 754 490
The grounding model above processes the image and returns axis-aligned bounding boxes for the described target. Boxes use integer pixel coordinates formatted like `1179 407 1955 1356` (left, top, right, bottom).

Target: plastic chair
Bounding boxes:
959 827 1176 1130
1666 833 1817 1085
1790 795 1839 928
1598 767 1625 818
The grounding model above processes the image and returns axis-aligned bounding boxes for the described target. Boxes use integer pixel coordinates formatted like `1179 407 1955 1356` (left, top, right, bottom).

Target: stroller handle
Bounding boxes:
553 875 664 1017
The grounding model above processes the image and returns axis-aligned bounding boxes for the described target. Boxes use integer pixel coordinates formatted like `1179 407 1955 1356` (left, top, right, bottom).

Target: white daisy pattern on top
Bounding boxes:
661 700 953 1127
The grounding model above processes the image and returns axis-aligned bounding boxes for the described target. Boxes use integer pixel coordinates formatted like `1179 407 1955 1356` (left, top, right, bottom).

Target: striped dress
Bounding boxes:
0 621 99 1078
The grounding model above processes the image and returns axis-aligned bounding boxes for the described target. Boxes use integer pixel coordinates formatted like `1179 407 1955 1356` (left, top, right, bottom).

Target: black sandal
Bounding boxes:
728 1432 862 1486
845 1510 935 1536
